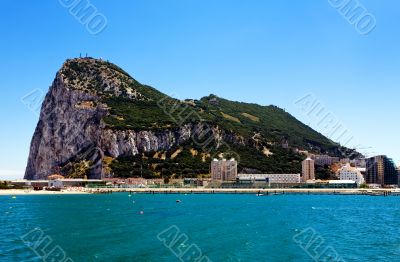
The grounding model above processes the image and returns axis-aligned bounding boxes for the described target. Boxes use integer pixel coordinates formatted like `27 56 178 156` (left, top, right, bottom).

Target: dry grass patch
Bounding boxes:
190 148 198 156
263 147 273 157
241 113 260 122
221 112 241 123
201 153 211 162
171 148 183 159
102 156 114 174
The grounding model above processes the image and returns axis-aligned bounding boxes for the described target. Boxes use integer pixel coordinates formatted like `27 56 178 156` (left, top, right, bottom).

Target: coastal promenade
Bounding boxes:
1 188 399 196
91 188 398 196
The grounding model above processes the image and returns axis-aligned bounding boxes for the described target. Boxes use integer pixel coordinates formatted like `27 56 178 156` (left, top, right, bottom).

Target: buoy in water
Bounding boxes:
139 211 144 215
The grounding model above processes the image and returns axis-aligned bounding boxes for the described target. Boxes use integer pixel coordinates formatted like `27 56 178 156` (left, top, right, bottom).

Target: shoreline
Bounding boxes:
0 189 89 196
1 188 398 196
97 188 399 195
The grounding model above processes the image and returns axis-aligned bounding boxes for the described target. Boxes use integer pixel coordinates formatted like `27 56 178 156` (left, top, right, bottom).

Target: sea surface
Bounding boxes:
1 193 400 261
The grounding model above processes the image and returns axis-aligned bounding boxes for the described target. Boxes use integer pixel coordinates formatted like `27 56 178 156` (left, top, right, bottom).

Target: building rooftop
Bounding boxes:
329 180 356 184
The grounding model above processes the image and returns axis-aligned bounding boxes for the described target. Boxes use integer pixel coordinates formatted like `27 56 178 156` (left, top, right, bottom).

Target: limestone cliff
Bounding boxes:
25 58 350 180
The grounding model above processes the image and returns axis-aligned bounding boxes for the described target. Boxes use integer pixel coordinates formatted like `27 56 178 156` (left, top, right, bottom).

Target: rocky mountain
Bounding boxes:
25 58 355 180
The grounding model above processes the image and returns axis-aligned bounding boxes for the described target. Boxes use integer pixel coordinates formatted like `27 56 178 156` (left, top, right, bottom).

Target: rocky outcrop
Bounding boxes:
24 60 247 180
25 72 106 180
25 57 348 180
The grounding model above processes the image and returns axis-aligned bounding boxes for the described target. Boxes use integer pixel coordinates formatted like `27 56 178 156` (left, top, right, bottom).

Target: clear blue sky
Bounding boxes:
0 0 399 179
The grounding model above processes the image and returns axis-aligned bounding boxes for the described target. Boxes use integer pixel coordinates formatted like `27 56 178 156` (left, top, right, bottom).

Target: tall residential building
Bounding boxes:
365 155 398 186
302 157 315 182
211 159 238 181
339 164 365 187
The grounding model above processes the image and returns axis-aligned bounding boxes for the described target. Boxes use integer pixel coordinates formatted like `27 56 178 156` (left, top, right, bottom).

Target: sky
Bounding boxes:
0 0 399 180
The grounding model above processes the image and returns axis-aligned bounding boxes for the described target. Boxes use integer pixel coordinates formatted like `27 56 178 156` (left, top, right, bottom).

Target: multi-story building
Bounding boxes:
398 166 400 186
237 174 301 184
302 157 315 182
312 155 340 166
211 159 237 181
339 164 365 187
365 155 398 186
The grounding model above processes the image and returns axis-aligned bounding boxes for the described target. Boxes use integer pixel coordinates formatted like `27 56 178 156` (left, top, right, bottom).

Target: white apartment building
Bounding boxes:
339 164 365 187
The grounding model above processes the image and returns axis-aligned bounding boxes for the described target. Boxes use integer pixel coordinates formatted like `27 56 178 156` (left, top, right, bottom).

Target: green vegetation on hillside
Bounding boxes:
109 143 305 178
110 145 211 178
103 92 341 155
315 165 336 180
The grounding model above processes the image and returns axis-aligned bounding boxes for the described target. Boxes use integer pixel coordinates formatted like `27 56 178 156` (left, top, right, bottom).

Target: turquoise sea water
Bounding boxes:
1 193 400 261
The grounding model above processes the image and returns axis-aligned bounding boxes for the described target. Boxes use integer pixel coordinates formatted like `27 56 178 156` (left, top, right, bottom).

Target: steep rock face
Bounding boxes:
24 64 245 179
25 76 240 180
98 124 247 159
25 73 106 180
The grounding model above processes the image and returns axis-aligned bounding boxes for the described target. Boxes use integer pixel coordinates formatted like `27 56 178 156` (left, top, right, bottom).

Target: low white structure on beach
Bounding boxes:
237 174 301 184
328 180 357 188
